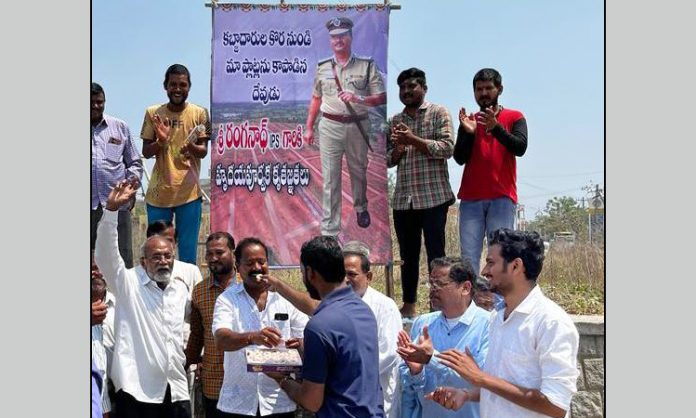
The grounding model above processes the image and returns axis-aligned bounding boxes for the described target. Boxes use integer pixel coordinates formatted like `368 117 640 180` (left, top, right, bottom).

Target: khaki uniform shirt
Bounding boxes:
312 55 385 116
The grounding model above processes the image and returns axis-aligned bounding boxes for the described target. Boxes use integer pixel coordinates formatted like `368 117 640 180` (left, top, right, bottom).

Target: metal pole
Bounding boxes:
385 260 394 299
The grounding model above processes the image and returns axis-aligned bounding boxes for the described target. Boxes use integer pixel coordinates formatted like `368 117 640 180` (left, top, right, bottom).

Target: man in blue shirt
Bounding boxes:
92 359 104 418
269 236 384 418
91 82 143 268
397 257 491 418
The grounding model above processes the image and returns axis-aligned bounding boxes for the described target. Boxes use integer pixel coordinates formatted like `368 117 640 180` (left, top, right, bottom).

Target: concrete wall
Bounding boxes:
571 315 605 418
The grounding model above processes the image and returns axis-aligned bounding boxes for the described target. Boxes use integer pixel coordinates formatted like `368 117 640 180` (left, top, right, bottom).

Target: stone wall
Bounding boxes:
571 315 605 418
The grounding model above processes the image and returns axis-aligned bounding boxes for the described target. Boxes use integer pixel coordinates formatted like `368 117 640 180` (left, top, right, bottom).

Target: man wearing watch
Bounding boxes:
212 237 309 417
304 17 387 237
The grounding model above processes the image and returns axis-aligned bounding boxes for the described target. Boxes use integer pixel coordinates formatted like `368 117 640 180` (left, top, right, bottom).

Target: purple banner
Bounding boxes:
211 4 391 266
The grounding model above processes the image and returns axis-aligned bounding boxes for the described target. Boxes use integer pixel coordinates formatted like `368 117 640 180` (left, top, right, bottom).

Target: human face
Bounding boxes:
344 255 370 297
399 78 426 108
474 80 501 111
427 266 453 311
481 244 513 296
239 244 268 288
165 73 190 108
91 92 105 124
330 33 352 55
301 263 321 300
142 237 175 284
206 238 235 279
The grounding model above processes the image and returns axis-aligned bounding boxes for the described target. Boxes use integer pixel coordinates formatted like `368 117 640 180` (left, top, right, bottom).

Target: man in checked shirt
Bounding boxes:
387 67 456 319
185 232 237 418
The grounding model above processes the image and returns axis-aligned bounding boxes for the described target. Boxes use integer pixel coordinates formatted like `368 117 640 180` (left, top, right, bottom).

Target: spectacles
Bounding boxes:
146 253 174 262
427 280 455 291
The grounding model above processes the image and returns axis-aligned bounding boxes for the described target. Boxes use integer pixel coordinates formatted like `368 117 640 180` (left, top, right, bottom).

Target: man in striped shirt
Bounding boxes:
91 82 143 268
185 232 237 418
387 67 456 319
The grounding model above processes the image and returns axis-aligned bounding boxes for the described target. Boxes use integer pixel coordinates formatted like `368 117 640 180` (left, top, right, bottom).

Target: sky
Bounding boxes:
92 0 604 220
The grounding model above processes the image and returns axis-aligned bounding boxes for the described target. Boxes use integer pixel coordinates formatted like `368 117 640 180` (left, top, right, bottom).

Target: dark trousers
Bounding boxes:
115 387 191 418
91 205 134 268
393 201 450 304
203 395 226 418
218 409 295 418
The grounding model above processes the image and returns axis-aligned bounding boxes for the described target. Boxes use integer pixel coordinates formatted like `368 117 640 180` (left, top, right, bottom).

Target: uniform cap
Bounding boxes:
326 17 353 36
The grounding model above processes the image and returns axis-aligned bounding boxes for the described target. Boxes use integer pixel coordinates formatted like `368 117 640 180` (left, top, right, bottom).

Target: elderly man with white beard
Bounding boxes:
95 180 193 418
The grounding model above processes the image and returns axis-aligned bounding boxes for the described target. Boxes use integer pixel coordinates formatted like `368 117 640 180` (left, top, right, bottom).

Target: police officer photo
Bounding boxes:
304 16 387 237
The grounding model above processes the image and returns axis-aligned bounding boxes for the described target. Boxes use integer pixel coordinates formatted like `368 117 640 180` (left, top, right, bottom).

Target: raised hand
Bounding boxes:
459 107 477 134
435 347 483 384
105 180 137 211
152 114 171 144
425 386 470 410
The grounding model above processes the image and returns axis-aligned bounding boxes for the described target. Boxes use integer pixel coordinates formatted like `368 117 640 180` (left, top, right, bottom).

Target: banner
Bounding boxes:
211 4 391 266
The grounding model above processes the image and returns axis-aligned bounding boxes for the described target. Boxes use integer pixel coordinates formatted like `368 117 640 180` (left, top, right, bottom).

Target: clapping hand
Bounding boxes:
391 122 415 146
476 106 499 132
397 325 434 367
152 114 171 144
435 347 484 384
425 386 470 411
458 107 477 134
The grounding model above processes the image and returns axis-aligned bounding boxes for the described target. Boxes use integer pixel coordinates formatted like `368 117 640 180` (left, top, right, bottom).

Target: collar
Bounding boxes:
135 265 186 291
400 100 430 116
315 285 354 314
333 54 355 68
209 275 234 290
92 114 109 129
105 291 116 307
504 284 543 315
438 300 479 327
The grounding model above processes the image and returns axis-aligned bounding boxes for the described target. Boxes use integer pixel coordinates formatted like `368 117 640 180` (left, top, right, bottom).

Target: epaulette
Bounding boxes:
353 55 374 63
317 57 333 66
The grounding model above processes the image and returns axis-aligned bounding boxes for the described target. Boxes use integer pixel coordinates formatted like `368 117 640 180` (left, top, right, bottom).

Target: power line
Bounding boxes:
520 171 603 179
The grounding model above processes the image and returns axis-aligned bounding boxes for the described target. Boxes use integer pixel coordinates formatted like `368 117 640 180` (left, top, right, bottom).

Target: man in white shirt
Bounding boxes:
95 180 192 418
426 228 579 418
341 241 402 418
212 237 309 417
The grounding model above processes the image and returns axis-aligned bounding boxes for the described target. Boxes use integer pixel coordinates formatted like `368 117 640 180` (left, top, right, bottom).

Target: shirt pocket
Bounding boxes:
104 140 124 163
347 74 368 92
321 77 337 96
500 348 540 389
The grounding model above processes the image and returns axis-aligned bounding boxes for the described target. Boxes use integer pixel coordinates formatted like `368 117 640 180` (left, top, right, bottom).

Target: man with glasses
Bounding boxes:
95 180 193 418
396 257 491 418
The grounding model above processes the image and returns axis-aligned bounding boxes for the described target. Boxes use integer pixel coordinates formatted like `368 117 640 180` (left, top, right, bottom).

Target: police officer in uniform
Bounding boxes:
304 17 387 237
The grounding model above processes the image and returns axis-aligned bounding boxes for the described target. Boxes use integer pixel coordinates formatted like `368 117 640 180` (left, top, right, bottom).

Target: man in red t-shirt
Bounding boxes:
453 68 528 275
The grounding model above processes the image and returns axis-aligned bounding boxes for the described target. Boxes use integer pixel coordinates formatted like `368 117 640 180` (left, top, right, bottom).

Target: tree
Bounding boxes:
528 196 589 241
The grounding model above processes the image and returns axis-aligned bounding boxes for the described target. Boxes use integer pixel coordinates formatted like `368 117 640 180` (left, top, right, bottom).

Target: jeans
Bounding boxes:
458 197 516 275
393 201 450 305
147 198 202 265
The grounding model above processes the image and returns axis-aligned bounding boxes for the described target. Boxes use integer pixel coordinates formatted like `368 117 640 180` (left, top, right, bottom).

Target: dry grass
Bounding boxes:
131 206 604 316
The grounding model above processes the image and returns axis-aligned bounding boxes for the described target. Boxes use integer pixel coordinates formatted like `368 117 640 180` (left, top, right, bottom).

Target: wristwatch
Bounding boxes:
357 95 366 103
